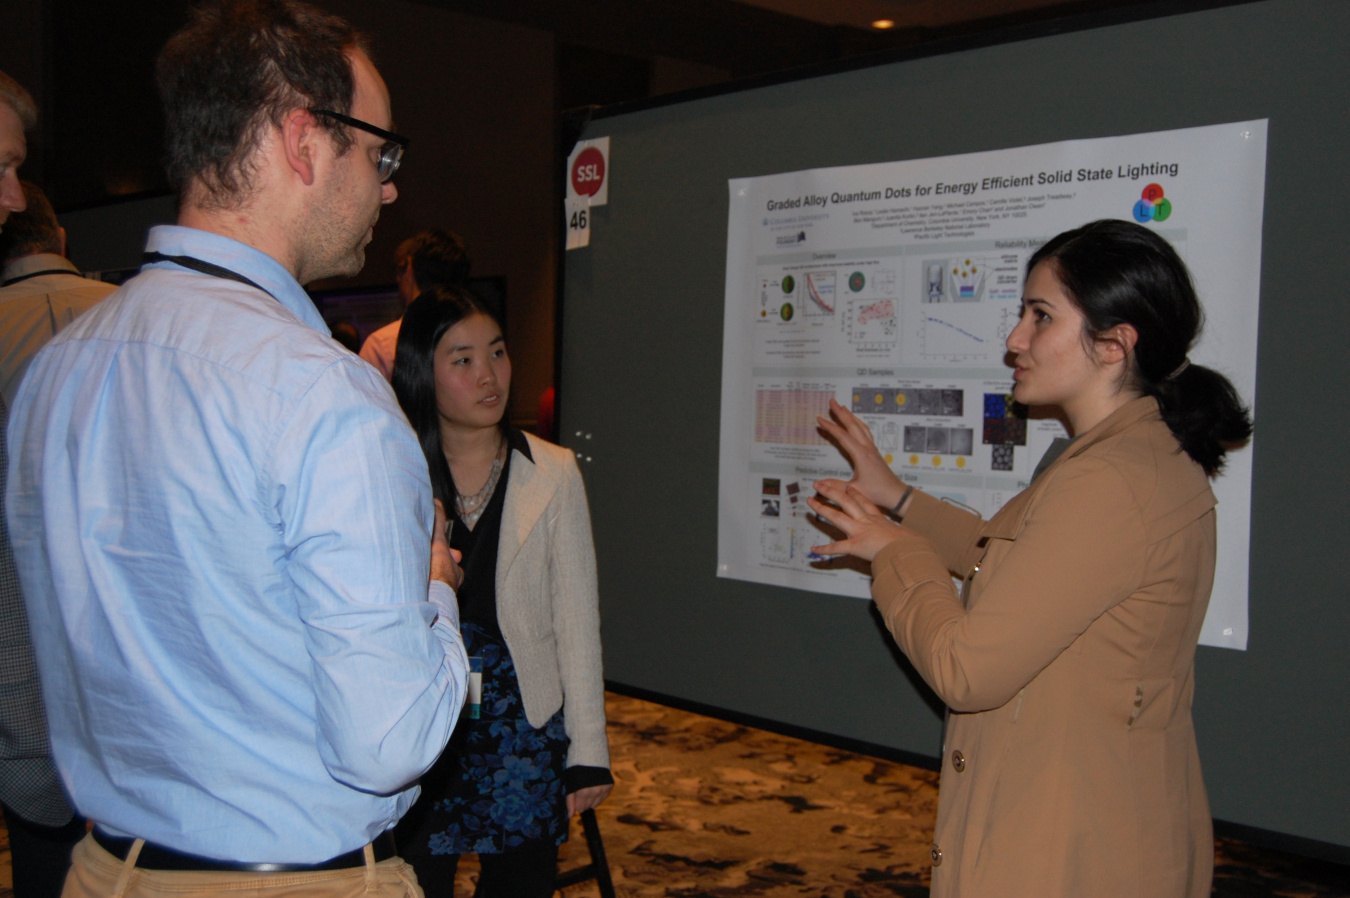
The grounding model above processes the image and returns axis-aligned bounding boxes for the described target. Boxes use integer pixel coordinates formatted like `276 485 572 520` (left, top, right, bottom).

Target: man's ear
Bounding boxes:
58 226 67 258
280 108 320 186
1096 323 1138 366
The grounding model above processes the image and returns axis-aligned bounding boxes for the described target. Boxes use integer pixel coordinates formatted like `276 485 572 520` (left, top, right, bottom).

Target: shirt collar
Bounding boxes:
506 427 534 464
2 253 81 283
142 225 328 333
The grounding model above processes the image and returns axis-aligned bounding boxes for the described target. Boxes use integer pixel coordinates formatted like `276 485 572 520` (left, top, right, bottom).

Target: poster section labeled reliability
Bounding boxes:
717 121 1266 649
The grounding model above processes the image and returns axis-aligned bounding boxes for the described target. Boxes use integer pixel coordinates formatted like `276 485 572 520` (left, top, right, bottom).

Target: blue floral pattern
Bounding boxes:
416 621 570 855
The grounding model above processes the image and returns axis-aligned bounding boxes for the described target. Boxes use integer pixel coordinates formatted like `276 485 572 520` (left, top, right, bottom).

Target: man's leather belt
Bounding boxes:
91 828 397 873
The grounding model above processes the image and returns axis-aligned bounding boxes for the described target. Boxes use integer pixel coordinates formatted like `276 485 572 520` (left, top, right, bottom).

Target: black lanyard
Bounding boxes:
141 251 278 302
1 268 80 287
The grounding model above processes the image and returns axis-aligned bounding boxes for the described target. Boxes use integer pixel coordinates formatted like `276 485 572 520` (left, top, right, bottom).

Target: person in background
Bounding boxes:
360 228 470 380
809 219 1250 898
0 71 30 235
1 181 117 404
392 286 611 898
6 2 468 896
330 320 362 353
0 82 105 898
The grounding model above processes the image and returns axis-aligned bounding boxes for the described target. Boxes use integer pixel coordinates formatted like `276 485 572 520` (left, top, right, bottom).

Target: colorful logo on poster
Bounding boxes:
1132 182 1172 223
849 271 866 292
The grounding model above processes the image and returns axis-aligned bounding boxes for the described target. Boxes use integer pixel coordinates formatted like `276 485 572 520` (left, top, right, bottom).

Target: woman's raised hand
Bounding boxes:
817 398 906 508
807 480 907 563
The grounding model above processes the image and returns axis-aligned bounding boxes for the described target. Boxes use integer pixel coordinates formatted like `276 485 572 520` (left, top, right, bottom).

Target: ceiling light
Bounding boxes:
872 19 895 29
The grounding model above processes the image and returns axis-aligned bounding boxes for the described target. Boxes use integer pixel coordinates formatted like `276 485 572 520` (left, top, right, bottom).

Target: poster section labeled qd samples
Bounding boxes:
717 121 1267 649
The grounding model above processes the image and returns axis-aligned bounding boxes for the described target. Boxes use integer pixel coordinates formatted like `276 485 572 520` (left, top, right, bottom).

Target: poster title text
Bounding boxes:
765 161 1179 210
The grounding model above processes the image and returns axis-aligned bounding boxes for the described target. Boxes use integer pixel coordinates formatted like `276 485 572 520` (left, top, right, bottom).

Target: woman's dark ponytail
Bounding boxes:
1152 363 1252 476
1028 219 1252 475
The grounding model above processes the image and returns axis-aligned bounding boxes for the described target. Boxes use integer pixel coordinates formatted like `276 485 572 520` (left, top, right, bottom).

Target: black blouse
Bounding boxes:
448 432 523 639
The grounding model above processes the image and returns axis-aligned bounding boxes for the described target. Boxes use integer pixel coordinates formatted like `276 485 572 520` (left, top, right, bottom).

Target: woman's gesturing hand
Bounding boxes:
817 398 907 510
807 479 908 563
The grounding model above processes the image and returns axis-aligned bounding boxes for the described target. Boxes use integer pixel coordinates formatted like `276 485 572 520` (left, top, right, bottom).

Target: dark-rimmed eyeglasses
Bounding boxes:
311 109 409 183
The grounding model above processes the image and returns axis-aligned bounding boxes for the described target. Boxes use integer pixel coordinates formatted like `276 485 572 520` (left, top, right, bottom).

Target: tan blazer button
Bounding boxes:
951 749 966 772
930 844 943 866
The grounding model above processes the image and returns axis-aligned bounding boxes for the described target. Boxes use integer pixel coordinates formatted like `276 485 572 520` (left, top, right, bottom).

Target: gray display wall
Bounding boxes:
561 0 1349 853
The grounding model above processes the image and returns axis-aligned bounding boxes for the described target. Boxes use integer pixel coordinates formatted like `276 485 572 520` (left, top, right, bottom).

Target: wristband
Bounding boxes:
892 484 914 517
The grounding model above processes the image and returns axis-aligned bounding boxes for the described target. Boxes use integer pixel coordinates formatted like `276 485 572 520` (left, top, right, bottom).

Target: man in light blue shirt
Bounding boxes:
5 1 467 891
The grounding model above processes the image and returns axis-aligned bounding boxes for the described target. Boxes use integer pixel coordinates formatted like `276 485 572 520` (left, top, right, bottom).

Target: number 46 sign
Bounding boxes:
565 137 609 250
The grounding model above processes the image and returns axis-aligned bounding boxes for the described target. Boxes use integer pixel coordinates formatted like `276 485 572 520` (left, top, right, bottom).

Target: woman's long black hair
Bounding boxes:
391 284 506 507
1027 219 1251 475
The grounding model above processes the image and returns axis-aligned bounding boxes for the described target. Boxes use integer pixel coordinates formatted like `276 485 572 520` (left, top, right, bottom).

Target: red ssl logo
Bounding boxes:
571 147 606 197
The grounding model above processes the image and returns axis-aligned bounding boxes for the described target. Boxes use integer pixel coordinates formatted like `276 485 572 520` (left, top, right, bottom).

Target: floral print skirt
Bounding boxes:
399 621 570 857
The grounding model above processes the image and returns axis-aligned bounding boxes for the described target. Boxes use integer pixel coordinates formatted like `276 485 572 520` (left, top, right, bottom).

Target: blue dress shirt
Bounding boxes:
5 226 467 863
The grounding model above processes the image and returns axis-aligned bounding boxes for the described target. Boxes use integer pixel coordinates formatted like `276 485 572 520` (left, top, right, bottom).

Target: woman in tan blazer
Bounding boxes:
388 286 609 898
809 220 1251 898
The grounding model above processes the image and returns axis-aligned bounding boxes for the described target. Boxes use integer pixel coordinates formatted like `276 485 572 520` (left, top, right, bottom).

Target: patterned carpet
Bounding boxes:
548 693 938 897
2 693 1347 897
543 694 1350 898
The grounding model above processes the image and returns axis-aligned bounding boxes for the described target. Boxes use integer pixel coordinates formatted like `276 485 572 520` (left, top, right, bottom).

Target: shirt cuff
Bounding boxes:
563 765 614 793
427 581 460 631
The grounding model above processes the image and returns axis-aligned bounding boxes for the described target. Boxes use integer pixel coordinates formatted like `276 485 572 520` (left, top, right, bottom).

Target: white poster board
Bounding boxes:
716 121 1266 649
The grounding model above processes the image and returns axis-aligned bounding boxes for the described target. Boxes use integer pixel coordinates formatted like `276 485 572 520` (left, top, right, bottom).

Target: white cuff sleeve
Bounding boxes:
427 581 461 632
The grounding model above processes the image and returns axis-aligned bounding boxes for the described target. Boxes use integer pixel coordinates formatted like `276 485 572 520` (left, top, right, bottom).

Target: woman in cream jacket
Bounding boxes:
810 220 1250 898
390 285 609 898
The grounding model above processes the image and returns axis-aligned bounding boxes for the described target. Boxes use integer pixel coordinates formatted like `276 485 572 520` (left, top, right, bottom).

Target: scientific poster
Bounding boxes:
716 121 1266 649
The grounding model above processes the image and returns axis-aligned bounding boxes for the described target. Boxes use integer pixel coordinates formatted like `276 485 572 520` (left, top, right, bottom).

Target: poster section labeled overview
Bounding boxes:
717 121 1266 649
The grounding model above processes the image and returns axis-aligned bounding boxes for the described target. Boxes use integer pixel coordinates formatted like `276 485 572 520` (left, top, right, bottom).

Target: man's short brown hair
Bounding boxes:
156 0 369 208
0 70 37 130
396 230 471 292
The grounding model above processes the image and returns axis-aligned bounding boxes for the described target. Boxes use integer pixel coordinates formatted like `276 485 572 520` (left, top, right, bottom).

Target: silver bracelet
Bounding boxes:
892 484 915 517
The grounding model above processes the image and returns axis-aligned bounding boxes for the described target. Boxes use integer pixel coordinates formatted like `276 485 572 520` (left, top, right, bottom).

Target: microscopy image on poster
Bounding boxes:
717 121 1267 649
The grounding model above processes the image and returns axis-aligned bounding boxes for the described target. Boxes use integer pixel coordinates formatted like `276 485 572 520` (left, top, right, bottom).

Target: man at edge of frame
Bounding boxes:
5 2 468 896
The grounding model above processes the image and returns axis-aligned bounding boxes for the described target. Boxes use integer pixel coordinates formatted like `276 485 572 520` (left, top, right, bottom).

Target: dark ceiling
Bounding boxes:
419 0 1167 79
29 0 1179 210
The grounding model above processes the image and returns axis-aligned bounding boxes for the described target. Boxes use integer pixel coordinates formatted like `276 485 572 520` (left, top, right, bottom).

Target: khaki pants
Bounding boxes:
62 833 424 898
